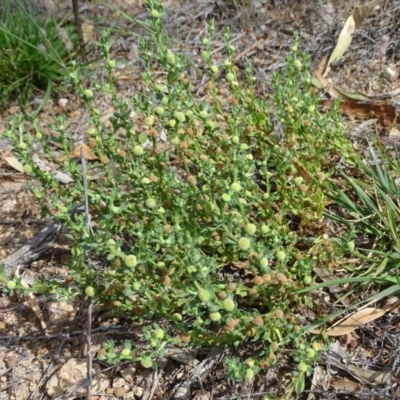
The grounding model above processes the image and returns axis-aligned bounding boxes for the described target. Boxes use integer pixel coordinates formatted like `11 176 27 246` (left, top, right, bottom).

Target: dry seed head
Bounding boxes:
262 274 271 283
187 175 197 185
154 294 163 303
253 316 263 326
228 282 236 291
246 327 256 337
276 273 288 284
275 309 284 319
100 155 109 164
218 291 227 299
253 276 264 286
248 288 258 297
161 275 171 286
271 341 279 351
134 306 144 315
180 332 191 342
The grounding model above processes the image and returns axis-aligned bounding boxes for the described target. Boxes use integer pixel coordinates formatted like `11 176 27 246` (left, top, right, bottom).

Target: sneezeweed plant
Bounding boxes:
5 0 350 394
0 0 77 110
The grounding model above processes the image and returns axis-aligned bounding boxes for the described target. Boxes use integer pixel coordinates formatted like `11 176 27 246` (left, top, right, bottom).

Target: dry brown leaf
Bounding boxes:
353 0 382 28
69 144 98 160
3 156 24 173
331 379 363 392
192 390 211 400
323 15 355 77
323 1 381 77
313 56 341 99
326 307 386 336
293 160 312 185
320 99 397 128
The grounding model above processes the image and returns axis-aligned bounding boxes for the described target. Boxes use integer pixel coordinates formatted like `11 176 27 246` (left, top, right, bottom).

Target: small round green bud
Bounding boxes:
294 177 303 186
107 60 116 68
84 89 93 98
23 164 33 174
205 120 215 129
170 136 179 145
7 280 17 290
144 116 154 127
87 127 96 135
276 251 286 261
133 145 144 156
173 313 183 322
168 119 176 127
306 348 316 359
245 369 254 380
293 59 302 70
210 65 218 74
174 111 185 122
153 328 164 339
245 223 257 235
85 286 95 297
226 72 235 82
209 311 221 321
197 237 205 245
291 45 298 52
347 241 355 251
231 136 239 144
297 361 308 372
36 132 43 139
187 265 197 273
240 143 248 151
132 282 141 290
199 110 208 119
161 97 168 105
222 298 235 312
221 193 231 202
303 276 312 285
18 142 27 150
308 105 315 113
146 198 157 208
202 38 209 45
231 182 241 192
155 106 165 116
141 177 151 185
166 50 175 64
185 110 193 117
125 255 138 268
141 357 153 368
151 9 160 18
121 348 131 356
261 225 269 234
238 237 251 251
260 258 269 268
198 289 211 302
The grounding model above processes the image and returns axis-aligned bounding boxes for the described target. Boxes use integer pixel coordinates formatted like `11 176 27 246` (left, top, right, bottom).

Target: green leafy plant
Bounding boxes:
320 141 400 304
0 0 77 110
4 0 353 394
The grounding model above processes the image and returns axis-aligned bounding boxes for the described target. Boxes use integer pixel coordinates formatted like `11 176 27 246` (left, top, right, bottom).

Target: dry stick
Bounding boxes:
80 146 93 400
71 0 87 62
